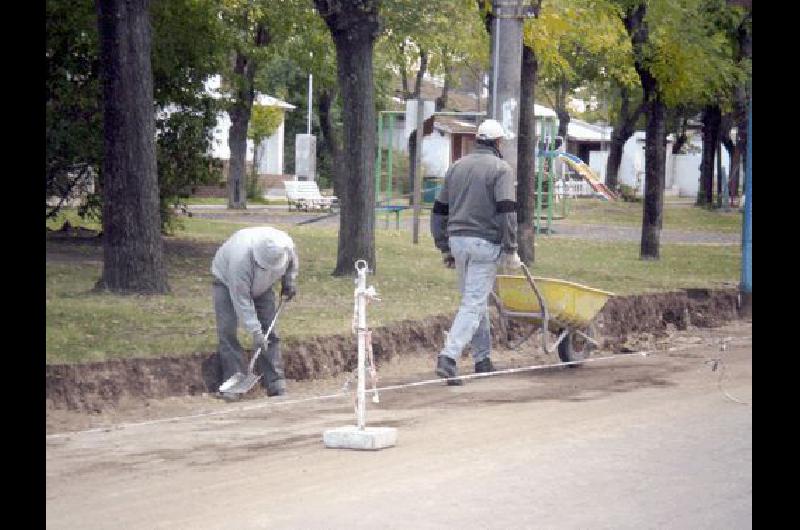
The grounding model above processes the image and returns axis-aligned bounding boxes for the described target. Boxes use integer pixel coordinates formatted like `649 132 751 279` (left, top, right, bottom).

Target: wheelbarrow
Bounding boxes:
491 263 614 364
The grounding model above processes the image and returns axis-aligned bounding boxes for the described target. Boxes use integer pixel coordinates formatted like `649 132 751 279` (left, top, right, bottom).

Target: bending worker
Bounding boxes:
211 226 298 400
430 119 521 385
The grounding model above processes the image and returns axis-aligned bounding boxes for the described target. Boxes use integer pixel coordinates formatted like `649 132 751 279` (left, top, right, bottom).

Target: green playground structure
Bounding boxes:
373 112 615 233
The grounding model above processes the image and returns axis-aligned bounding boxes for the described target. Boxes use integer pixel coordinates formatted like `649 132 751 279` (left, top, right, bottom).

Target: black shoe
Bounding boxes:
436 355 463 386
474 358 495 373
266 380 286 397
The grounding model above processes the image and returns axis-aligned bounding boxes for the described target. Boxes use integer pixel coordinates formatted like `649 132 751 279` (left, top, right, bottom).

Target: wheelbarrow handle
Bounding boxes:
518 262 552 354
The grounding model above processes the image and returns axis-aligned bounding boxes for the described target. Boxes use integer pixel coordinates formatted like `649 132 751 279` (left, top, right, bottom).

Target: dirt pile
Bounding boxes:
46 289 742 412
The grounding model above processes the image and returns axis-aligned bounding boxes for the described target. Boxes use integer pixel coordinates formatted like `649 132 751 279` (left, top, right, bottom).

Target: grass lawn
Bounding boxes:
46 208 741 364
559 198 743 233
185 196 288 205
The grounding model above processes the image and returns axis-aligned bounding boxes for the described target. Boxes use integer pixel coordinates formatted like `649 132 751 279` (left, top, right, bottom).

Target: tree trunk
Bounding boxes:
671 112 688 154
729 10 751 200
605 86 642 191
407 49 428 196
622 1 666 260
318 87 342 198
227 23 269 210
555 78 570 141
314 0 380 276
435 56 451 111
640 96 666 260
95 0 168 293
517 45 537 265
729 97 746 199
478 0 495 117
699 105 721 206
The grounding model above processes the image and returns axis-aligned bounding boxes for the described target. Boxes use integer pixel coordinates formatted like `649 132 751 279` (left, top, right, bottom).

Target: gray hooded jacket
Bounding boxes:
211 227 299 335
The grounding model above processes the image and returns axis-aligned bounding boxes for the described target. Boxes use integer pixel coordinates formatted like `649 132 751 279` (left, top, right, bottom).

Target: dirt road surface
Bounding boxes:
46 322 752 529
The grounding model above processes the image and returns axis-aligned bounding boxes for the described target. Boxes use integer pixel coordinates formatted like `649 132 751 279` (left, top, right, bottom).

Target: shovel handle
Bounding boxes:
247 298 285 373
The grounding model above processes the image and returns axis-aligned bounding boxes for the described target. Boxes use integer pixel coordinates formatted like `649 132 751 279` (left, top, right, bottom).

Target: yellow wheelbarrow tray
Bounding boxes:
491 263 615 362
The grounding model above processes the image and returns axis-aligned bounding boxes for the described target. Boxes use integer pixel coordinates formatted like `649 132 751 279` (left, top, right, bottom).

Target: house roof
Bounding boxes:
566 119 612 142
204 75 295 110
434 116 480 134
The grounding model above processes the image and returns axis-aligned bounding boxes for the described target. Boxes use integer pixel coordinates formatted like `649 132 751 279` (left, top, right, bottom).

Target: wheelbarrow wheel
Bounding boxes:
557 324 596 367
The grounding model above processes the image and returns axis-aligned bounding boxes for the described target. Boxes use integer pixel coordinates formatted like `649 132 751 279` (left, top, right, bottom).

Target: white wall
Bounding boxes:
589 133 731 198
210 110 286 175
422 132 451 178
589 151 609 181
258 121 284 175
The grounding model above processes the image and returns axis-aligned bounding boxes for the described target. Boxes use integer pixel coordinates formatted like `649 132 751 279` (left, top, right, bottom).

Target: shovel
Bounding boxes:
218 298 286 395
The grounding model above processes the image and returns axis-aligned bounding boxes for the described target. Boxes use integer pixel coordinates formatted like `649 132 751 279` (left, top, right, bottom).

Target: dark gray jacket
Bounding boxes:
430 144 518 253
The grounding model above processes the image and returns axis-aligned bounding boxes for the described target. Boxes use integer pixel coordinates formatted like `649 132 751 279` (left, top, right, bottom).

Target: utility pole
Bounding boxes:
490 0 530 172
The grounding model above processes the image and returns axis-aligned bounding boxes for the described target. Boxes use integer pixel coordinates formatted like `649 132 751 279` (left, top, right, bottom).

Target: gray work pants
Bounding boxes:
213 280 285 392
439 236 500 363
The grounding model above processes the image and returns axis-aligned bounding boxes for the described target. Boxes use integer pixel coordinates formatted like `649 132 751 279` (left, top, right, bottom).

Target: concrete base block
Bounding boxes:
323 425 398 450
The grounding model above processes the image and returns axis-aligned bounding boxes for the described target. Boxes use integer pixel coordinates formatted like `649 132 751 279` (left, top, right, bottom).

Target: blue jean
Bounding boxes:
439 236 501 363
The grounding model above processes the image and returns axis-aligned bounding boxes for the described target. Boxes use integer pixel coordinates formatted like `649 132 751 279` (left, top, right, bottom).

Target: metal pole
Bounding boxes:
492 17 500 119
739 100 752 314
356 260 368 429
375 113 383 203
535 136 543 234
412 99 425 244
716 136 723 208
721 141 730 211
386 114 395 227
307 73 313 135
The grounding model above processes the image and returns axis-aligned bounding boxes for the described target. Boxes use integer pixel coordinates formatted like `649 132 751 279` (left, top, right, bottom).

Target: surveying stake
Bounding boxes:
322 260 398 450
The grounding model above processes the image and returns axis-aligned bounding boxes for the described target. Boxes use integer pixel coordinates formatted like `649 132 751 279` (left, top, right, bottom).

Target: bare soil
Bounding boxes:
46 280 740 414
46 321 752 529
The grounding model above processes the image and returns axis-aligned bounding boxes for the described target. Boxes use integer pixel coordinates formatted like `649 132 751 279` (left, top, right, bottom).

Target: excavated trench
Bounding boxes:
46 288 743 413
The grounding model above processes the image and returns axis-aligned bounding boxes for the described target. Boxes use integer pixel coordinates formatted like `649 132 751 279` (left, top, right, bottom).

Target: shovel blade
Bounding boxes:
221 373 261 395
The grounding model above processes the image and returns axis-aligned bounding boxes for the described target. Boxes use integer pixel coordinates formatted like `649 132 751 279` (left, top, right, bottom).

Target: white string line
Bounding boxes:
46 338 752 440
695 336 752 406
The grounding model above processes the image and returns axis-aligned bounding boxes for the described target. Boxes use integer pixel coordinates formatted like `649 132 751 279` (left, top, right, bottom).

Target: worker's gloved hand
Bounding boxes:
498 251 523 270
253 330 268 352
442 252 455 269
281 282 296 301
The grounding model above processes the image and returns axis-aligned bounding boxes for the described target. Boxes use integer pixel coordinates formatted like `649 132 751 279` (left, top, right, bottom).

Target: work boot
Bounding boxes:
474 357 495 374
266 379 286 397
217 392 241 402
260 335 287 396
435 355 463 386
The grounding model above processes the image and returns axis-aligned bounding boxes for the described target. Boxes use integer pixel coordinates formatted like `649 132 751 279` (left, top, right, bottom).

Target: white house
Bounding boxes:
385 82 735 200
589 130 732 198
204 75 295 177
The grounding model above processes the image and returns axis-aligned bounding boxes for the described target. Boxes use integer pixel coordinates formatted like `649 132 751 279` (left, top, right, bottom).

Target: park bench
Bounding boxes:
284 180 338 212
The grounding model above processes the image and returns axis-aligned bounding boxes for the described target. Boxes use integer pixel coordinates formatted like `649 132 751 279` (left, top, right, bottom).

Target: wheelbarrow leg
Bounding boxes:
546 328 569 355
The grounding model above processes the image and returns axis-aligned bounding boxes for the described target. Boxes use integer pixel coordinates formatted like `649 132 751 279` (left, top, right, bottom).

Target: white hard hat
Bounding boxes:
476 119 507 140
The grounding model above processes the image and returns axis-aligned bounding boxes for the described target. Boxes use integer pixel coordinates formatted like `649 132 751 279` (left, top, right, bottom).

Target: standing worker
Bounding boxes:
211 226 298 401
430 119 521 384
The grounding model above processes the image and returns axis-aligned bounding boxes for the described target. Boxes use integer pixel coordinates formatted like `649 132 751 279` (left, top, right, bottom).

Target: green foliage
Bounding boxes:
46 0 227 232
379 0 488 96
156 102 223 234
618 183 641 202
46 0 103 202
525 0 637 89
248 105 283 144
644 0 746 110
